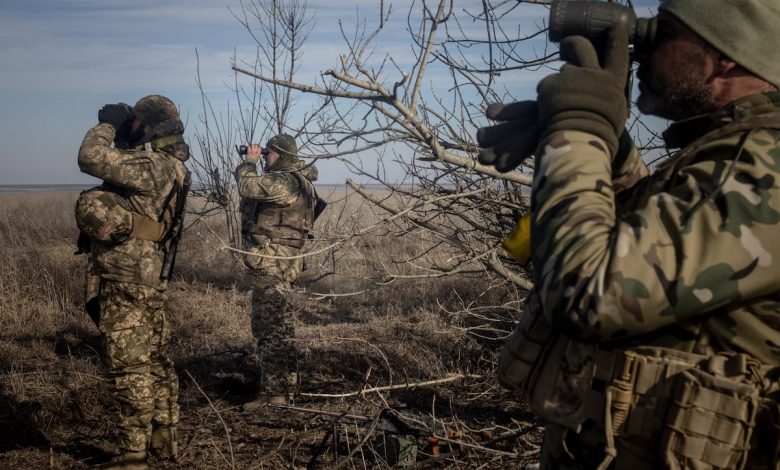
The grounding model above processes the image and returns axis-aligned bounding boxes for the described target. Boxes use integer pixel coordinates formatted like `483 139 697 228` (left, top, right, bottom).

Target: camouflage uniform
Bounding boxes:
500 92 780 468
76 96 188 459
235 136 318 398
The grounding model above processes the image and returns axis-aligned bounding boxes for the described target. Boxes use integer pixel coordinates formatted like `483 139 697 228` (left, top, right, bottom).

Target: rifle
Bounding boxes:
160 170 191 281
270 403 427 466
269 403 522 461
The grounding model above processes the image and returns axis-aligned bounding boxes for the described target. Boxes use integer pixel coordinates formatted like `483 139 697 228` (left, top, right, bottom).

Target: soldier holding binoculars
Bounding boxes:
479 0 780 468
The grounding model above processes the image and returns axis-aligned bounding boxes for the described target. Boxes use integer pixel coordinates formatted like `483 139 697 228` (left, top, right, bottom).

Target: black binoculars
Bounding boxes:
236 145 270 157
549 0 657 56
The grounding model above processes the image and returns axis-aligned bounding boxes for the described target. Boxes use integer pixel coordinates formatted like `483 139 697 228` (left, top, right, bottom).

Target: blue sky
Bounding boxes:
0 0 661 185
0 0 376 185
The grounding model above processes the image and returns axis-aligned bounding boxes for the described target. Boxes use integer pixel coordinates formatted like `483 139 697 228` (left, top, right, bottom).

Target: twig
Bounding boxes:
185 370 235 469
332 410 385 470
299 374 482 398
432 433 520 457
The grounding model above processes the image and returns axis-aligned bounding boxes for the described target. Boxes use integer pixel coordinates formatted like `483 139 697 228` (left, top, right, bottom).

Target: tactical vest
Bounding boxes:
248 172 317 249
500 113 780 469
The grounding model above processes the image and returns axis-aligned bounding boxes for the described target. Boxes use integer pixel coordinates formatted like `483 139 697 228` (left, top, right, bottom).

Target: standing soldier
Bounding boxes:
236 134 319 409
480 0 780 467
75 95 190 469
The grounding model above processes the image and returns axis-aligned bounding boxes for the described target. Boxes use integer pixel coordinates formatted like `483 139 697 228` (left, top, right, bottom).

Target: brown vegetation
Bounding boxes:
0 189 539 469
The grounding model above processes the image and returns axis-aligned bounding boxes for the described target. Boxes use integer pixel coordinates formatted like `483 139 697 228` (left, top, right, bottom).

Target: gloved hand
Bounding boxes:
536 26 630 157
476 101 540 173
98 103 134 129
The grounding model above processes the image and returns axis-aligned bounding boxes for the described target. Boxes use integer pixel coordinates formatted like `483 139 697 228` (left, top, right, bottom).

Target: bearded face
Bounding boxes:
635 15 719 121
636 49 717 121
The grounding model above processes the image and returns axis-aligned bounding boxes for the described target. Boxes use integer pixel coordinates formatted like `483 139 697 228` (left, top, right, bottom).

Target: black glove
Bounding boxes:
476 101 540 173
536 27 630 157
98 103 134 129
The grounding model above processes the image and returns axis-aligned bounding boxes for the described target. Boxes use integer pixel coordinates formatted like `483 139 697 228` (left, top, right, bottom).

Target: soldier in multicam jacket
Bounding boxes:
480 0 780 468
235 134 318 410
75 95 189 470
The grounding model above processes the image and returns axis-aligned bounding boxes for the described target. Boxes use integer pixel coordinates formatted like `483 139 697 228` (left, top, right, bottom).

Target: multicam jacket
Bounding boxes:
495 92 780 468
78 123 188 290
527 91 780 364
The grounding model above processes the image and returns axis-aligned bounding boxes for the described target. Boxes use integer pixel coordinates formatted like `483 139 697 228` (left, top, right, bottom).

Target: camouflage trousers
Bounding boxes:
245 238 303 396
98 280 179 453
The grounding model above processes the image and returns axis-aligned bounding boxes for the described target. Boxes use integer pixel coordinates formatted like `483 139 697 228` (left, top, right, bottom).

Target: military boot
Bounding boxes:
149 426 178 462
243 394 288 412
95 450 148 470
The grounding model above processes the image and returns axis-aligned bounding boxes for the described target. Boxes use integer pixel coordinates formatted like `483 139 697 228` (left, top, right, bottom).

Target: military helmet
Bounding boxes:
266 134 298 160
133 95 185 141
659 0 780 87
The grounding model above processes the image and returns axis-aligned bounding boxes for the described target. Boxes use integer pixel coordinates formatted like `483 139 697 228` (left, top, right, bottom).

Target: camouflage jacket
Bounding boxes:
78 123 188 290
235 161 318 205
528 91 780 365
235 161 318 240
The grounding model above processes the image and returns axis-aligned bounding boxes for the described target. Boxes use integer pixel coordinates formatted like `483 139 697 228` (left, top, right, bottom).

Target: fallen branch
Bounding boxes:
299 373 482 398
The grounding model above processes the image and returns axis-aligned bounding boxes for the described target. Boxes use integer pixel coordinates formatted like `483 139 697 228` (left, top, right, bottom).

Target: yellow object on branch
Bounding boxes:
502 212 531 264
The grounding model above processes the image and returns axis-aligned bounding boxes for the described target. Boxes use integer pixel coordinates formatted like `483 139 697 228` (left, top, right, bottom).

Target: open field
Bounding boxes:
0 189 539 469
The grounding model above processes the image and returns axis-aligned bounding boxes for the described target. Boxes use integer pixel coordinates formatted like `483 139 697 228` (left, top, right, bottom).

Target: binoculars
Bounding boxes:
236 145 270 157
549 0 657 56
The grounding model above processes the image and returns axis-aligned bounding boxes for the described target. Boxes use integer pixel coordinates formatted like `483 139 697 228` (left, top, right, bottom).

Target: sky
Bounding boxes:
0 0 378 185
0 0 661 186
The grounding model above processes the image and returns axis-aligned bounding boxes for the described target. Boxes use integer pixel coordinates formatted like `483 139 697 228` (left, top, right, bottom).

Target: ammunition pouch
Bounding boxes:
521 337 771 469
251 223 309 249
246 173 317 249
498 294 556 391
661 357 761 469
596 348 767 469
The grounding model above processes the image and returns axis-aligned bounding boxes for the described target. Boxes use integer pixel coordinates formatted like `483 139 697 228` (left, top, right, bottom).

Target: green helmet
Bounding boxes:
659 0 780 87
266 134 298 158
133 95 185 142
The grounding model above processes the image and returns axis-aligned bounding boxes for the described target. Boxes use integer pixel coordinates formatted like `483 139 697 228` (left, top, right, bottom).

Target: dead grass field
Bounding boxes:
0 188 540 469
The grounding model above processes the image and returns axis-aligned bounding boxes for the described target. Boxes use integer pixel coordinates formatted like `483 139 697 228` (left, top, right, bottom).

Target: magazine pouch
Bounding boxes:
661 354 761 470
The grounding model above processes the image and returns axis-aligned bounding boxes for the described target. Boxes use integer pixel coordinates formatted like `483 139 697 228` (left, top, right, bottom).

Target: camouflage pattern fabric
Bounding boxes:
249 269 299 394
531 92 780 360
78 122 188 290
235 160 318 205
77 121 186 455
75 189 134 245
245 230 302 396
517 91 780 467
236 160 316 396
98 280 179 453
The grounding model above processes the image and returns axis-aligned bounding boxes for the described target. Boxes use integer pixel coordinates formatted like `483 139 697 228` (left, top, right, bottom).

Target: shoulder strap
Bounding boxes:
663 112 780 172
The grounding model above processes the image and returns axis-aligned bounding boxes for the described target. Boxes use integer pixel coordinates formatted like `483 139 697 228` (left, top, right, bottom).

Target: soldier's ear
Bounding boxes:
714 55 738 78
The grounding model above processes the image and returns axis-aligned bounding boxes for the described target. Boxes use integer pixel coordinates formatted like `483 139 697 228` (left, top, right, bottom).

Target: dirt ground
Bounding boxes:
0 190 541 469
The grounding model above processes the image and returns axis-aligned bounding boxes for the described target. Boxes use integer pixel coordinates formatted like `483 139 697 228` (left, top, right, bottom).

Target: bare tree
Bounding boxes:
188 0 321 249
226 0 560 291
195 0 667 299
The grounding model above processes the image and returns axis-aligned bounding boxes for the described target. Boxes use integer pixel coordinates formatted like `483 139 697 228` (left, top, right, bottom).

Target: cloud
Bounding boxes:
0 0 562 185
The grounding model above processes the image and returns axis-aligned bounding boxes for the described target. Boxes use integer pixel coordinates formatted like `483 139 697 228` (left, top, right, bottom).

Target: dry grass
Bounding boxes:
0 189 539 469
